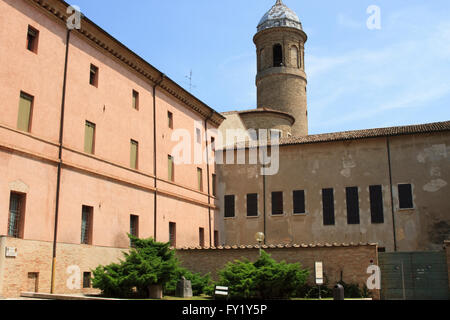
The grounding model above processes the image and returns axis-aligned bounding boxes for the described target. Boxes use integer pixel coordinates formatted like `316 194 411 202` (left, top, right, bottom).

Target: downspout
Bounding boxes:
152 74 165 241
204 111 214 247
262 147 267 245
386 136 397 252
50 28 71 293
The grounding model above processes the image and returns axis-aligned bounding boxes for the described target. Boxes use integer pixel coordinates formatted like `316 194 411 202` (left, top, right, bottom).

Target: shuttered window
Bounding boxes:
322 188 335 226
197 167 203 191
169 222 176 247
370 185 384 224
89 64 98 87
83 272 91 288
27 26 39 53
224 195 235 218
84 121 95 154
247 193 258 217
17 92 33 132
271 191 283 215
168 155 174 181
293 190 305 214
346 187 360 224
130 140 138 169
81 206 93 245
398 184 414 209
132 90 139 110
199 228 205 247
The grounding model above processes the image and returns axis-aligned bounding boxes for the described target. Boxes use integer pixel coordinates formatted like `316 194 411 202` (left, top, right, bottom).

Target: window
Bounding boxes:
196 128 201 144
8 192 26 238
199 228 205 247
211 137 216 152
169 222 176 247
168 155 174 182
224 195 235 218
26 26 39 53
84 121 95 154
81 206 93 245
212 174 217 197
197 167 203 191
346 187 360 225
370 185 384 224
132 90 139 110
17 92 33 132
273 44 283 67
83 272 91 288
89 64 99 87
130 140 138 170
271 192 283 215
168 111 173 129
293 190 306 214
247 193 258 217
322 188 335 226
130 215 139 238
27 272 39 292
398 184 413 209
214 230 219 247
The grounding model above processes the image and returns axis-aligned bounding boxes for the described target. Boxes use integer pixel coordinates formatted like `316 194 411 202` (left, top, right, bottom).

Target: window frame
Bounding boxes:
168 111 173 129
398 183 414 210
369 185 384 224
132 90 139 110
81 205 93 245
246 193 259 217
224 195 235 218
84 120 96 154
26 25 39 53
271 191 284 216
89 64 99 87
8 192 26 239
293 190 306 215
197 167 203 192
130 139 139 170
346 186 360 225
322 188 335 226
169 222 176 247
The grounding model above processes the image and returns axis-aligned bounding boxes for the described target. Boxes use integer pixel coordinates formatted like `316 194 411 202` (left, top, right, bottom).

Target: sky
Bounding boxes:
68 0 450 134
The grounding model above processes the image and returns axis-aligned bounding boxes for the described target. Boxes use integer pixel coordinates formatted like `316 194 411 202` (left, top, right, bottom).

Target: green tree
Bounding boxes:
216 251 309 299
92 235 179 298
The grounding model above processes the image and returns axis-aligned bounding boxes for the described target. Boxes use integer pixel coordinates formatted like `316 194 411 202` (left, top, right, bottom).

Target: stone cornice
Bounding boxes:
253 26 308 45
27 0 224 126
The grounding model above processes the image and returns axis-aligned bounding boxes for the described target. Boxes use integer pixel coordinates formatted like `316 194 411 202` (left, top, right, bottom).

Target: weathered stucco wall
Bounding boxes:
218 132 450 252
177 244 380 299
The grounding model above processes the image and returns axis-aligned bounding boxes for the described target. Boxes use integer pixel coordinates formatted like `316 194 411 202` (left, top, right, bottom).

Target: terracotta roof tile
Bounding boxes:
177 242 377 250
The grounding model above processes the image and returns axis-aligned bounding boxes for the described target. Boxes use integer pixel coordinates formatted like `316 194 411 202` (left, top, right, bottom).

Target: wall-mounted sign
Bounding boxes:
315 262 323 285
5 247 18 258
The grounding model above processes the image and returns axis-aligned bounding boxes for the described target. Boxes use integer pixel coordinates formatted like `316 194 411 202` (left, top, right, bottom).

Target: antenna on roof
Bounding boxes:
184 69 196 92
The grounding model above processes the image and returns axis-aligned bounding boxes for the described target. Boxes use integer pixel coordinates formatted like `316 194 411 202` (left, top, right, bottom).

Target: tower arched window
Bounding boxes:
273 44 283 67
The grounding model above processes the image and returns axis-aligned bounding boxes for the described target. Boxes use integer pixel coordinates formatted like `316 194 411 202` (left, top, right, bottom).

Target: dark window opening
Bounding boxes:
132 90 139 109
27 26 39 53
83 272 91 288
81 205 93 245
130 215 139 247
168 111 173 129
322 188 335 226
169 222 176 247
214 231 219 247
212 174 217 197
370 185 384 224
199 228 205 247
293 190 305 214
398 184 413 209
273 44 283 67
346 187 360 224
377 247 386 253
89 64 99 87
271 191 283 215
8 192 26 238
224 195 235 218
247 193 258 217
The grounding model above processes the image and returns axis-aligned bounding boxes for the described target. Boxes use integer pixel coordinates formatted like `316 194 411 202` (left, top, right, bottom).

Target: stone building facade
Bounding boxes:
217 0 450 252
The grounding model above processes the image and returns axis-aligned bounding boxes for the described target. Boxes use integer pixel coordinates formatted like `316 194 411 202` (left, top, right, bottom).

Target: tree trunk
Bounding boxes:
148 284 163 299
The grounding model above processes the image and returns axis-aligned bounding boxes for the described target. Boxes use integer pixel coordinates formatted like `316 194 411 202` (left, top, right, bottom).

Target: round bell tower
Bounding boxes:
254 0 308 136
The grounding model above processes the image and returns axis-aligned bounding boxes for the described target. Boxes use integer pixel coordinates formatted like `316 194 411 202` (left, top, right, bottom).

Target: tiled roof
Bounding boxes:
280 120 450 146
222 107 295 121
178 242 377 251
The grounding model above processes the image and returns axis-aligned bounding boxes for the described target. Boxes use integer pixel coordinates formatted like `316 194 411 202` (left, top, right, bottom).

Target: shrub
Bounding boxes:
92 235 179 298
164 267 212 296
216 250 309 299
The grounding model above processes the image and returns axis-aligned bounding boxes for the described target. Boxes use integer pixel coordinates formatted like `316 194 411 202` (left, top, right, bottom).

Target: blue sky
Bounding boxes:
69 0 450 134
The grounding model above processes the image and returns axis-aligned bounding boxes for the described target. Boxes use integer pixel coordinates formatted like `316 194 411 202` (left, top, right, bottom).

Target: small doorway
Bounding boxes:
27 272 39 293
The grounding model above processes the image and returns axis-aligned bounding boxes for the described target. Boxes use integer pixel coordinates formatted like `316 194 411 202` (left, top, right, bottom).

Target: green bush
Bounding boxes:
164 267 212 296
215 250 309 299
92 235 179 298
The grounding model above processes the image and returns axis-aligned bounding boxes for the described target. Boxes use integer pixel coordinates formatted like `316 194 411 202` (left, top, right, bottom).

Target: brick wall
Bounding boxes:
176 244 380 299
0 236 126 298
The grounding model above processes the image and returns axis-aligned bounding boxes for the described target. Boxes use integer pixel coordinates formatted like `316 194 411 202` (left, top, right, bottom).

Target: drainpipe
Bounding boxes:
262 146 267 245
152 73 165 241
386 136 397 252
204 111 214 247
50 28 71 294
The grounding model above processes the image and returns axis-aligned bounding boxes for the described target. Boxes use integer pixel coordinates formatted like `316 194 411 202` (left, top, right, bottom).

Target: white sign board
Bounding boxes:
315 262 323 285
5 247 17 258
